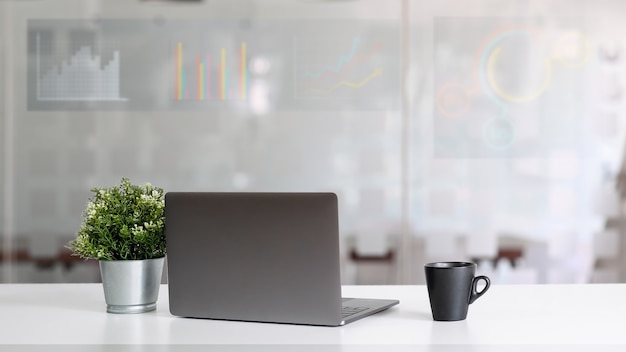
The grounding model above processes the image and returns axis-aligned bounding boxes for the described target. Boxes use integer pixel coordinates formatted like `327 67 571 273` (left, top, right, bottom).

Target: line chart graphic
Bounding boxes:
293 35 393 101
303 37 363 79
304 68 382 95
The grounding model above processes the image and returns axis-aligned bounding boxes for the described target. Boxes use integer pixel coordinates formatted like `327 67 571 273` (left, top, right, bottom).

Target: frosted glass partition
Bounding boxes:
1 0 406 283
1 3 11 281
2 0 626 284
410 1 626 284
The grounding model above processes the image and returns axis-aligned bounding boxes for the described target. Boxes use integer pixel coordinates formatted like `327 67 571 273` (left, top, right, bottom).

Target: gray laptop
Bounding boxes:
165 192 399 326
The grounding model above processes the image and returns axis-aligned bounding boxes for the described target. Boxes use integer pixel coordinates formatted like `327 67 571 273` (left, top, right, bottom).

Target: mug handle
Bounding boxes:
468 275 490 304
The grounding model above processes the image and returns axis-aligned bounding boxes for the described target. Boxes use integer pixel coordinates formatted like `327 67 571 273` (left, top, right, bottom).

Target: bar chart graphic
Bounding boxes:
174 42 248 101
35 33 128 102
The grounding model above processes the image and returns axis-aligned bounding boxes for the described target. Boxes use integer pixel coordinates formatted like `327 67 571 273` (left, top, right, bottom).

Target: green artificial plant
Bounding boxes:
68 178 166 261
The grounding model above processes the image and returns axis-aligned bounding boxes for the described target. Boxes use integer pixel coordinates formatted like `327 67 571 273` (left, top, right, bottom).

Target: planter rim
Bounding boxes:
98 256 165 262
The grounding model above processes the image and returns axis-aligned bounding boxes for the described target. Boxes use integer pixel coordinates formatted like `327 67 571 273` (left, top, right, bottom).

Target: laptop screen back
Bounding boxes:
165 192 343 325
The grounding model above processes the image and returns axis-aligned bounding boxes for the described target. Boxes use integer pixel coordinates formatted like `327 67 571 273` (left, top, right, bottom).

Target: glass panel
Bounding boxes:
412 0 626 284
0 2 5 282
2 0 625 284
4 0 405 283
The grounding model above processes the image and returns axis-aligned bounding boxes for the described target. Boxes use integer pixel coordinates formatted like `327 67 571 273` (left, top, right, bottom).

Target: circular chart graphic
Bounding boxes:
436 82 472 119
479 29 550 104
552 32 591 68
482 117 515 150
435 26 591 151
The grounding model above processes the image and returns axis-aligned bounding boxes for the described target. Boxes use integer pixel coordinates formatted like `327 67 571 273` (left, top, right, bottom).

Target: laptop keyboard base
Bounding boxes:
341 306 368 319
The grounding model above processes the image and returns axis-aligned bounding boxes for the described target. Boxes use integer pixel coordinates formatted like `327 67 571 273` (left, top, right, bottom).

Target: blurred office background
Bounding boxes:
2 0 626 284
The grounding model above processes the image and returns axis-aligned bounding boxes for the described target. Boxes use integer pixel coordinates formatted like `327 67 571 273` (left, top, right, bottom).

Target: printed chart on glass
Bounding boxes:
26 19 274 111
433 18 592 157
291 20 401 110
27 21 132 110
27 19 400 112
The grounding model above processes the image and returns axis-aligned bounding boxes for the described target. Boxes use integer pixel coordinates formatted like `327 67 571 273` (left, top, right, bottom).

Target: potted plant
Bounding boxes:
68 178 166 313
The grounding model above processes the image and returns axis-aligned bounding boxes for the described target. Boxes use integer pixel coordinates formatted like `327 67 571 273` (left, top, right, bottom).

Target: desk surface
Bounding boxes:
1 284 626 347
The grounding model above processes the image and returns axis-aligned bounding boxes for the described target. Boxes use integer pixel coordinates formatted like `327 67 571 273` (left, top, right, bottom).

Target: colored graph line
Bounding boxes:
478 29 533 106
176 43 183 100
240 42 247 100
225 66 229 100
435 82 472 119
304 42 383 87
482 117 515 150
479 30 591 105
179 67 189 100
303 37 361 78
553 32 591 68
487 46 552 103
220 48 226 100
305 68 382 95
182 67 187 100
206 55 210 100
470 26 539 95
197 55 202 100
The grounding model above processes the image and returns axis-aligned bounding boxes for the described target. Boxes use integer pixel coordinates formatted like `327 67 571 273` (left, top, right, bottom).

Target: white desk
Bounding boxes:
1 284 626 350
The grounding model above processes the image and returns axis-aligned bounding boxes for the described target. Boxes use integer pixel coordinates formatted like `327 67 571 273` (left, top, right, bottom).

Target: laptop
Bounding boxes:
165 192 399 326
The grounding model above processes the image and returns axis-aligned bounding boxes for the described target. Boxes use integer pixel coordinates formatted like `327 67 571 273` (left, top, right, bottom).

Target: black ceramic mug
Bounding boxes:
424 262 490 321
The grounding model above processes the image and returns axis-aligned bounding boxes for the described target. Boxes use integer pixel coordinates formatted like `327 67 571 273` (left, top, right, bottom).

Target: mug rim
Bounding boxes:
424 261 476 269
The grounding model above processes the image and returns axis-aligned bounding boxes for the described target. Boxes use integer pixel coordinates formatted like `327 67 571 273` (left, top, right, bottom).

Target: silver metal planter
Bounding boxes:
99 257 165 314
